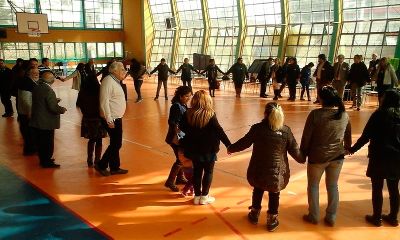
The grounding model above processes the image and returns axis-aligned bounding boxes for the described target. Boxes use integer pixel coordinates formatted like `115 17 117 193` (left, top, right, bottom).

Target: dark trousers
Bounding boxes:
288 84 297 99
278 81 286 96
18 114 36 154
156 79 168 98
192 160 215 196
0 92 13 114
301 83 310 99
88 138 102 162
371 178 399 218
260 79 267 96
134 79 143 99
182 78 192 89
252 187 280 214
34 128 54 166
98 118 122 171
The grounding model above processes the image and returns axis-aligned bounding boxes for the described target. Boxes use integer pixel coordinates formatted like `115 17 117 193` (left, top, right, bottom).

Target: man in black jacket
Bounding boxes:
175 58 200 90
0 59 14 117
257 58 273 98
30 72 67 168
349 55 370 111
150 58 176 100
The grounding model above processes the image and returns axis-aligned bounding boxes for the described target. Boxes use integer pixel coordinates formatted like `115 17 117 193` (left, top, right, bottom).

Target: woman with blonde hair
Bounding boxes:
180 90 231 205
228 102 304 231
375 57 398 99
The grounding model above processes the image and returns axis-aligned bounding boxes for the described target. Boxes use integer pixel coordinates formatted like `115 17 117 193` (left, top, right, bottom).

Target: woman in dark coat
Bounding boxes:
164 86 193 192
128 58 148 103
200 59 225 97
286 57 301 101
350 90 400 227
76 76 107 167
180 90 231 205
228 102 304 232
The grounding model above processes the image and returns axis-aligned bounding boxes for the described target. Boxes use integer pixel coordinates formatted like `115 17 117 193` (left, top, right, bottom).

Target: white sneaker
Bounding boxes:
200 195 215 205
193 196 201 205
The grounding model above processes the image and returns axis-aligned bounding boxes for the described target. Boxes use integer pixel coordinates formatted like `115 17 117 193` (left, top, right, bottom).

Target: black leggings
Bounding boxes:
134 79 143 99
192 160 215 196
251 187 280 214
88 138 102 161
371 178 399 218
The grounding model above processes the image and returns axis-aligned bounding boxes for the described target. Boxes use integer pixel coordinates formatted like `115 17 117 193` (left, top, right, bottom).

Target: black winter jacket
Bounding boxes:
228 120 304 192
351 109 400 179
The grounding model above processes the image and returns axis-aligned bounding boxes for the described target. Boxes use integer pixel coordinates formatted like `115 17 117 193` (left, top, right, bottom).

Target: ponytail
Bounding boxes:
333 95 345 120
265 102 284 131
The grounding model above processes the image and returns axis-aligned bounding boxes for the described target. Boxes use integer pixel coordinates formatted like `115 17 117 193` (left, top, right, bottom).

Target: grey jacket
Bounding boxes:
301 108 352 163
333 62 350 84
30 82 65 130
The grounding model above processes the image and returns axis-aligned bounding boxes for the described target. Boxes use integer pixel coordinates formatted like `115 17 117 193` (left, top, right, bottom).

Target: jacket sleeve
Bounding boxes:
217 66 225 75
46 89 65 114
63 70 78 81
228 125 255 153
389 65 399 87
99 79 113 122
150 65 158 74
212 115 231 147
344 118 352 150
167 65 176 74
168 104 182 127
350 111 378 153
286 127 305 163
175 65 182 74
300 111 315 159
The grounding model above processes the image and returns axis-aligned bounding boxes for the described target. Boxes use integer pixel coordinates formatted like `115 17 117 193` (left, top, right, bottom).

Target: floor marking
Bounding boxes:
209 205 248 240
220 207 231 213
236 199 250 205
191 217 208 225
163 228 182 237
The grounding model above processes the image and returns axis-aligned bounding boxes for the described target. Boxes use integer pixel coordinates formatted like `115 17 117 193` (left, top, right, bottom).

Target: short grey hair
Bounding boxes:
337 54 344 59
109 61 123 74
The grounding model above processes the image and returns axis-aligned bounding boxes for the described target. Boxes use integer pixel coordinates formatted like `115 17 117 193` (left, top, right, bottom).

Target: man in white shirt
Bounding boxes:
96 61 128 176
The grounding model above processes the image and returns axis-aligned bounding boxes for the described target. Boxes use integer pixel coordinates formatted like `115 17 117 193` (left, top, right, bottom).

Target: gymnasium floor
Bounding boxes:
0 76 399 240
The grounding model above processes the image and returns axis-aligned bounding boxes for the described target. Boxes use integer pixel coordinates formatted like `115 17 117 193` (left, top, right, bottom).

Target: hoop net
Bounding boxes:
27 28 41 38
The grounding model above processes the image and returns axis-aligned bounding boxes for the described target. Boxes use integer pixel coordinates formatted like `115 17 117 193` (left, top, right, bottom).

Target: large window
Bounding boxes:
0 0 122 29
84 0 122 29
339 0 400 63
1 42 41 60
207 0 239 70
287 0 334 67
176 0 203 68
1 42 122 62
243 0 281 64
0 0 35 26
149 0 175 68
40 0 83 28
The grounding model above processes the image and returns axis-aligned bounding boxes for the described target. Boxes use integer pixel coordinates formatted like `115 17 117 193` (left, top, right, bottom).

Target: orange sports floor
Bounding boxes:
0 77 399 240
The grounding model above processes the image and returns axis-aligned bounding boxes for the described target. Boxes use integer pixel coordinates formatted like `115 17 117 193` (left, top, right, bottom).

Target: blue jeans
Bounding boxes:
307 160 344 222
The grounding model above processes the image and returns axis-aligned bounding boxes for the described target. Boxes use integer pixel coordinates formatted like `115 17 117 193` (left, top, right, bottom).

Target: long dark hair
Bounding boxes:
319 85 345 120
171 86 192 104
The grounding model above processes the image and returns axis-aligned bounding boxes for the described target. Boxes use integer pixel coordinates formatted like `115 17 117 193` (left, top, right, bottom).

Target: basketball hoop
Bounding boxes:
27 28 41 38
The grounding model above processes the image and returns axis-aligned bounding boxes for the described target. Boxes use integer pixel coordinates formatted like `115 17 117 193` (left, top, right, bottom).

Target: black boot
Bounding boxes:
382 214 398 226
87 140 95 167
164 162 181 192
248 206 261 225
266 213 279 232
365 215 382 227
94 142 102 165
175 167 188 185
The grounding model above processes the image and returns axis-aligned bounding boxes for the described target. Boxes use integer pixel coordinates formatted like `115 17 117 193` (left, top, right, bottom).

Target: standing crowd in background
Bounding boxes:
0 52 399 231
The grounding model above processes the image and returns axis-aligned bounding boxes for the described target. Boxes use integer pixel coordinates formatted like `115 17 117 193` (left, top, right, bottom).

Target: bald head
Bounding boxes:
41 72 55 85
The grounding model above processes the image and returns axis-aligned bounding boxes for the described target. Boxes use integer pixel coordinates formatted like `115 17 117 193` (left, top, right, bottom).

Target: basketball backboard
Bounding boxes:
16 12 49 34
